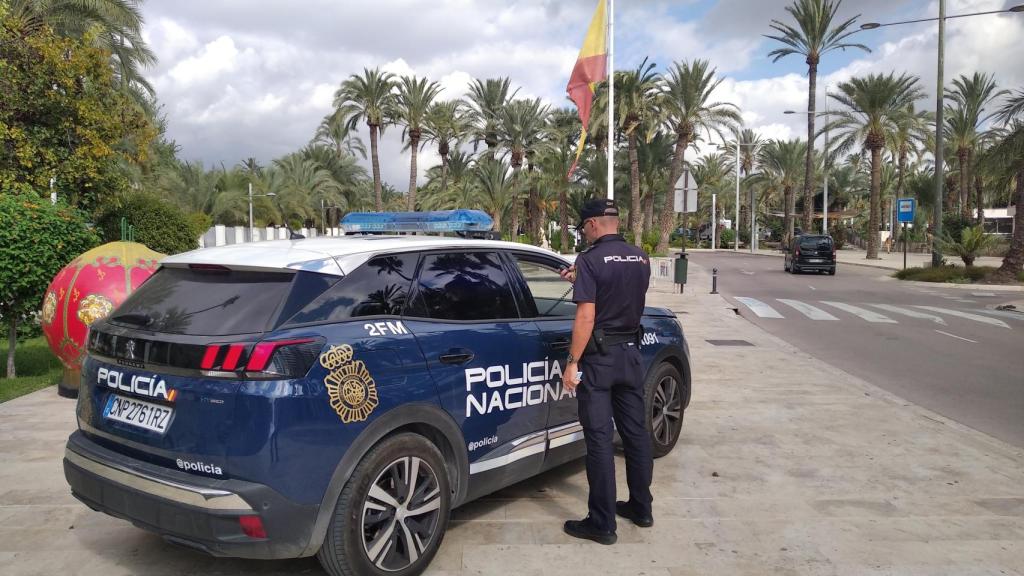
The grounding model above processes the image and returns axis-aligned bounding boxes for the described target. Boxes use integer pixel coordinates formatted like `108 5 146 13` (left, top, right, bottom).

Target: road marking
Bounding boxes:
970 292 996 297
914 306 1011 329
941 296 976 303
734 297 784 319
973 309 1024 322
808 285 817 291
820 301 898 323
934 330 978 343
778 299 838 320
740 269 755 276
868 304 947 325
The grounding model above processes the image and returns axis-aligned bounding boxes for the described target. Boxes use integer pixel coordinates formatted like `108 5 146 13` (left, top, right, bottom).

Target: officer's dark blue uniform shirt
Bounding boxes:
572 234 651 332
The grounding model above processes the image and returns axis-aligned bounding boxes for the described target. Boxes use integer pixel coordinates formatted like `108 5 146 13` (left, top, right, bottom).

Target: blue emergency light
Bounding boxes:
340 209 494 234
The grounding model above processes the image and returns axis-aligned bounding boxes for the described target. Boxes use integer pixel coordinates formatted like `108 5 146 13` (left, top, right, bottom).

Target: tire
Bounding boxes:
828 267 836 276
645 362 687 458
317 433 451 576
792 264 801 274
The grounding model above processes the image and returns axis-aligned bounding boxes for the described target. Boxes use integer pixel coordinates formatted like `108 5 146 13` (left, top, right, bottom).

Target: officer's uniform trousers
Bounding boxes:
578 341 654 532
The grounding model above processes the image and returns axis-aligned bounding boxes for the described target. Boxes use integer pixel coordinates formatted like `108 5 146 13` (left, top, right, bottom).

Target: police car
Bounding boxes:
63 228 691 576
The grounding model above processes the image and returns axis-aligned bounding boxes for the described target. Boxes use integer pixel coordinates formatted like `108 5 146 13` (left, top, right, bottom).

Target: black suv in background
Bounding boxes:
784 234 836 275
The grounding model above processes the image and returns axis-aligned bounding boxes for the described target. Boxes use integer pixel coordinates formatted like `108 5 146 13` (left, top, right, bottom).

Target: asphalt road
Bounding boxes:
686 251 1024 448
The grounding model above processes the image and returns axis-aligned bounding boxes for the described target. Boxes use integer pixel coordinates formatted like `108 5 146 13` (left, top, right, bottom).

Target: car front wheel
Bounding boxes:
645 362 687 458
318 433 451 576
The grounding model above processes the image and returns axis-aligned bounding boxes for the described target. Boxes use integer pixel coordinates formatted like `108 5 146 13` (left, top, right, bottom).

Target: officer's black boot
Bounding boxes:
564 517 617 545
615 500 654 527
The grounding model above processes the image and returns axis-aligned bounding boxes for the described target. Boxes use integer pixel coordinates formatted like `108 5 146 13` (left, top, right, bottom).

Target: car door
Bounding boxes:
403 250 549 500
506 252 585 469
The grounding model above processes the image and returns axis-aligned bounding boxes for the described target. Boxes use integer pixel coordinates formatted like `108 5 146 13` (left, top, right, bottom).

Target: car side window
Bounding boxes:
283 254 418 325
407 252 519 321
510 255 576 318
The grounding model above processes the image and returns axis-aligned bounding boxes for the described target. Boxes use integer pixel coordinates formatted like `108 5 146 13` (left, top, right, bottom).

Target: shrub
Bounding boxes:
936 225 999 267
720 228 736 248
96 192 199 255
894 265 997 283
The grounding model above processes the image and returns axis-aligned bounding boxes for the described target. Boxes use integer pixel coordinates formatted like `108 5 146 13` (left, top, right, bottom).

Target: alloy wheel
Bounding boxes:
361 456 443 572
651 375 682 446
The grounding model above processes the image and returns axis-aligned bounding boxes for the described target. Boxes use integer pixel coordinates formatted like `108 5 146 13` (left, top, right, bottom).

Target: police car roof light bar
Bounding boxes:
340 209 494 233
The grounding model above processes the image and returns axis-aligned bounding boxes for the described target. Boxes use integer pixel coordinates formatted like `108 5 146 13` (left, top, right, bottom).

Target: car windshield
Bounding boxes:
799 237 832 250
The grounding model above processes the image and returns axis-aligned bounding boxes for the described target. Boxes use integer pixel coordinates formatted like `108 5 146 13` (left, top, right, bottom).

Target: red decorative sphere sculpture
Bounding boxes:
41 241 165 397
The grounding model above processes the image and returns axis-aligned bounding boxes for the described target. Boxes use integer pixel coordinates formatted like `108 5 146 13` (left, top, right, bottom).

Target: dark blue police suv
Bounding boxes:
63 236 691 576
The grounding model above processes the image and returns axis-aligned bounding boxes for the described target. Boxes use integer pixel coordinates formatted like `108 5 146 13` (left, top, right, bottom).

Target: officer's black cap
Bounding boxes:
576 198 619 231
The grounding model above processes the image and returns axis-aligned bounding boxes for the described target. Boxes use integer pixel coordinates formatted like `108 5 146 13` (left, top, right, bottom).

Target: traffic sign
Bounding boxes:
897 198 915 223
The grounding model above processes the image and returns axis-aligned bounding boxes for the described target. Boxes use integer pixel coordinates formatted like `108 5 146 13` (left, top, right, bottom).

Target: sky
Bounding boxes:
140 0 1024 189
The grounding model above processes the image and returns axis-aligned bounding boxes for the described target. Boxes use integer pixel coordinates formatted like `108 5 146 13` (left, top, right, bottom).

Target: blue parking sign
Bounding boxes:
897 198 915 223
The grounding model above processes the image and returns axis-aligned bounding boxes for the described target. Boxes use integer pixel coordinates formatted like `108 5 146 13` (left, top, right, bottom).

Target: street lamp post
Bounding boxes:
248 182 277 242
860 2 1024 266
718 140 760 252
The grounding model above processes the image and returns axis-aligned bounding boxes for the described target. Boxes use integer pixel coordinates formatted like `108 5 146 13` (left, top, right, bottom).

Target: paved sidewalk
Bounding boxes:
1 266 1023 575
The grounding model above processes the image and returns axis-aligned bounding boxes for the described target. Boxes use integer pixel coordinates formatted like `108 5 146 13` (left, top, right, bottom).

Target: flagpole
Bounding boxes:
606 0 614 200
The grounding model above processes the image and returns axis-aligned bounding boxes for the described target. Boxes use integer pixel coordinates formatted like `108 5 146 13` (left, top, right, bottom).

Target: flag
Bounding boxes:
566 0 607 177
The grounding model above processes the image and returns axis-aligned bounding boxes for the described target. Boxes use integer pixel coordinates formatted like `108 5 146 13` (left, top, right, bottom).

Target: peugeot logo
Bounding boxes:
125 340 136 360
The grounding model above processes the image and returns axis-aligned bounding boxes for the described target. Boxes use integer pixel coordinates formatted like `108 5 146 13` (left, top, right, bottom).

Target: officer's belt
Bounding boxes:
585 328 640 354
602 329 640 345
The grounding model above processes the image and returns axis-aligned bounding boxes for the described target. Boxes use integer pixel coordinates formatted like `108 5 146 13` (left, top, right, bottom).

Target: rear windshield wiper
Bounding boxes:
110 312 153 327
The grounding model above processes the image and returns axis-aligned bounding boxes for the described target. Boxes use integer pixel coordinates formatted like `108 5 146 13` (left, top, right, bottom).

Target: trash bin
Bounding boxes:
674 252 688 285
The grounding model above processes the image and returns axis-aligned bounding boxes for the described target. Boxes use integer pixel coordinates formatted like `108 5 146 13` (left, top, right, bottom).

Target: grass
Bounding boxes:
0 336 62 403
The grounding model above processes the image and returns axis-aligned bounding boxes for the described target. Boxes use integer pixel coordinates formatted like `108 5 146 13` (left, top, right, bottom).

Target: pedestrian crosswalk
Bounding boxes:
733 297 1017 330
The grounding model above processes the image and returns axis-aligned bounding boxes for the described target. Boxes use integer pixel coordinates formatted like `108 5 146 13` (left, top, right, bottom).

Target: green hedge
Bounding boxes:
0 337 61 403
96 192 200 255
894 265 995 283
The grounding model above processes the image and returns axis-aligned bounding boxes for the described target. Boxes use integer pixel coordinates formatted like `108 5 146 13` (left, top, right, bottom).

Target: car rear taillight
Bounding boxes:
198 337 323 379
239 515 267 539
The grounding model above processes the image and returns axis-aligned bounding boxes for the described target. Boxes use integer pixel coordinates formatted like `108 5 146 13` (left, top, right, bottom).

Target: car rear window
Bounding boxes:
799 236 832 250
109 267 295 336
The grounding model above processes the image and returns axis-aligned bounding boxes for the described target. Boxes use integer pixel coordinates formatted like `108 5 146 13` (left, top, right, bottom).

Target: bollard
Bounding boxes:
711 267 719 294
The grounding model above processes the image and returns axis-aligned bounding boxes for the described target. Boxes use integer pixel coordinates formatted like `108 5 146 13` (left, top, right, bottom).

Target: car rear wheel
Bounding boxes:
828 267 836 276
645 362 686 458
318 433 450 576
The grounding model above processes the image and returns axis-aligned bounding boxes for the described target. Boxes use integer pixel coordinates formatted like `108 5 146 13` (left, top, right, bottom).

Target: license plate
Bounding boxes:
808 258 823 263
103 394 174 434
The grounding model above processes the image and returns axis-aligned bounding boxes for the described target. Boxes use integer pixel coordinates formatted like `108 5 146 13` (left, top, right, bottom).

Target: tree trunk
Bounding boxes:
559 187 570 253
657 132 689 254
528 159 540 244
993 170 1024 282
629 132 642 247
6 318 16 379
975 172 984 226
867 146 882 259
369 124 383 211
441 151 449 195
783 184 794 248
802 58 818 233
958 147 970 221
643 190 654 235
509 166 521 240
407 134 420 210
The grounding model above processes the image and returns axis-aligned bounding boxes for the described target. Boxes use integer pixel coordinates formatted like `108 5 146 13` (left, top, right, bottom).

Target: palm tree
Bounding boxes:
541 108 582 253
722 128 764 241
423 100 473 195
888 105 931 206
472 157 515 234
656 59 742 253
7 0 157 99
826 72 924 259
754 139 807 247
767 0 870 232
497 98 549 240
315 108 367 160
467 77 518 157
335 68 396 211
393 76 442 210
270 153 344 228
613 58 661 247
693 154 732 248
944 72 1006 220
981 92 1024 281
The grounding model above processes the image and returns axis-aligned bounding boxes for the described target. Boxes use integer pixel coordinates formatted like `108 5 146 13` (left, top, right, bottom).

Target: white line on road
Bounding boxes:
734 297 784 319
808 285 817 291
740 269 755 275
914 306 1011 329
970 292 996 297
935 330 978 343
821 301 898 323
868 304 947 325
974 309 1024 322
778 299 838 320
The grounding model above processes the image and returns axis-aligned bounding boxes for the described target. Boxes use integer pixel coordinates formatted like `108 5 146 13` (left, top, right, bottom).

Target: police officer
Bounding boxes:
560 198 653 545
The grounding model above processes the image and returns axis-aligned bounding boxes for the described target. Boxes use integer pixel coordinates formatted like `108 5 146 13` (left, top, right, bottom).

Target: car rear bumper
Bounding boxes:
795 259 835 270
63 430 319 560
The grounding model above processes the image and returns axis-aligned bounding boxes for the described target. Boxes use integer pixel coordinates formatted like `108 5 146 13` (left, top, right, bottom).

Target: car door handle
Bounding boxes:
439 349 475 365
547 339 571 352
